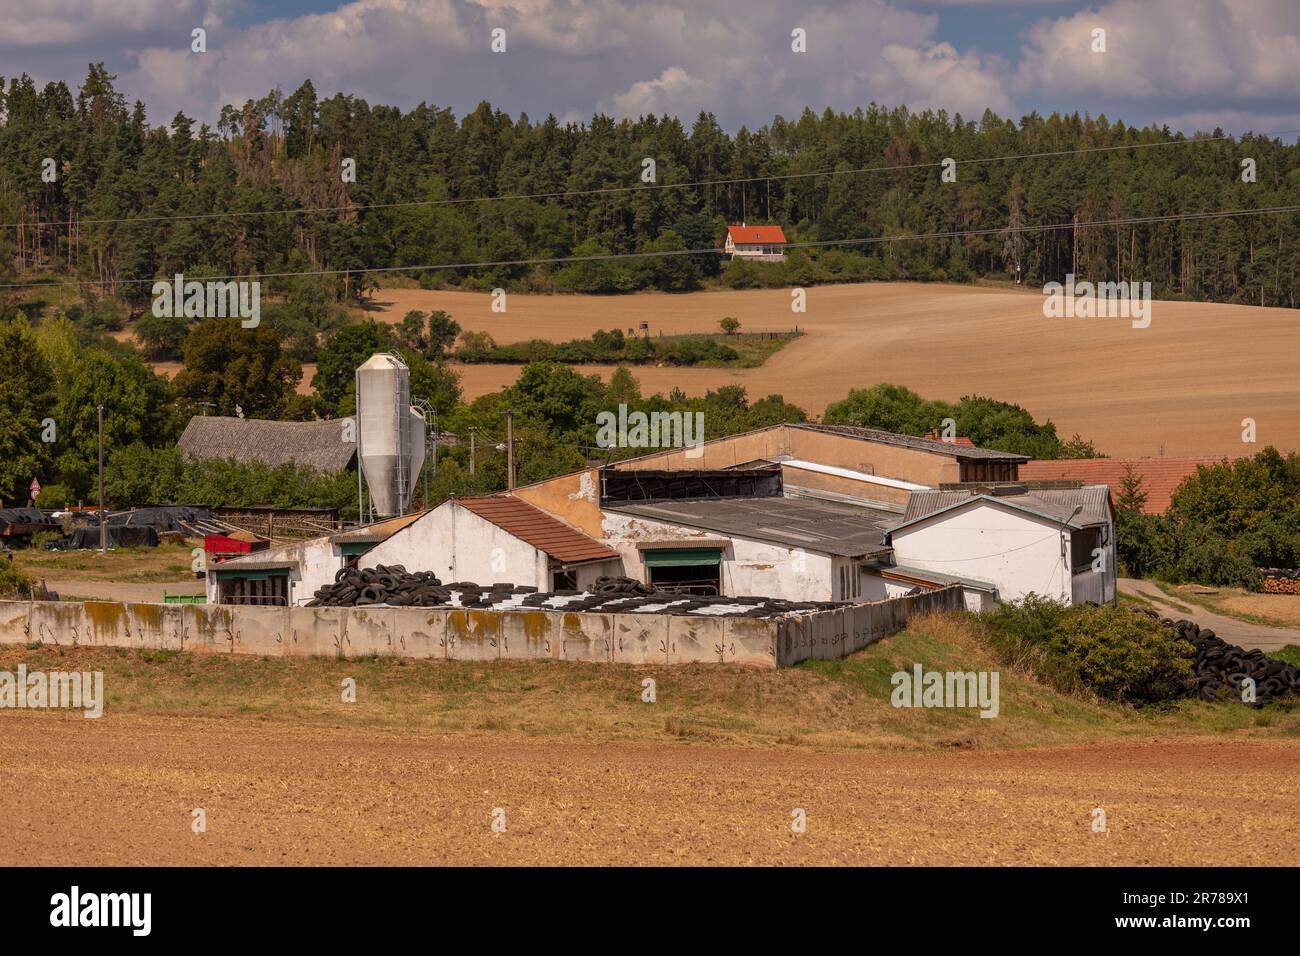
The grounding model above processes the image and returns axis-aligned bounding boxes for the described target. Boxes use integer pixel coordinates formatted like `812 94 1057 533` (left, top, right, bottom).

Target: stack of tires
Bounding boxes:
306 564 448 607
1133 607 1300 704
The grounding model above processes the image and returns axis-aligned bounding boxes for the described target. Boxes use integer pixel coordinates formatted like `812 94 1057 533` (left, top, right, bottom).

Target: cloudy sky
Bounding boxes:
4 0 1299 137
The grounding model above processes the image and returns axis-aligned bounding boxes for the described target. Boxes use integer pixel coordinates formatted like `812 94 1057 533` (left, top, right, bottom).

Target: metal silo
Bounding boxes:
355 353 421 519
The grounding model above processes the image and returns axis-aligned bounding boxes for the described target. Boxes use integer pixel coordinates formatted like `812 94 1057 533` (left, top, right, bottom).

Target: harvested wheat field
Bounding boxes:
2 626 1298 866
363 283 1300 458
3 715 1296 866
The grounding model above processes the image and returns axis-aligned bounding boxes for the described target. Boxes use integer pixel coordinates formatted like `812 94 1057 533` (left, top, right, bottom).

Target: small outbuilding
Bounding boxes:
884 484 1117 606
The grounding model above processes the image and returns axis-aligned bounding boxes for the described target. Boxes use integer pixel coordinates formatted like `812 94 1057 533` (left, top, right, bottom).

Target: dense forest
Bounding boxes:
3 65 1299 307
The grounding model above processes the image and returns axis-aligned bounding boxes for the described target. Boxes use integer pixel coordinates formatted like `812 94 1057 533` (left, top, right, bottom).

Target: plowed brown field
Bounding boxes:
3 714 1295 866
361 283 1300 458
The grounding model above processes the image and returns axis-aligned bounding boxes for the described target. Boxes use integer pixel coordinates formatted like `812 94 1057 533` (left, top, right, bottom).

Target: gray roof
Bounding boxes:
792 423 1031 462
606 496 896 558
868 564 999 593
178 416 357 474
896 485 1112 533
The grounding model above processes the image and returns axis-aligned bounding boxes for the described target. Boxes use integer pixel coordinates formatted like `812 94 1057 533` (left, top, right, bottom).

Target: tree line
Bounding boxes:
3 66 1299 307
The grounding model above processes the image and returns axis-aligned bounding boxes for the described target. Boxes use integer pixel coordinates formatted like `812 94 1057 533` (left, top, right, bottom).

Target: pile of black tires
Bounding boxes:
307 564 450 607
1133 607 1300 704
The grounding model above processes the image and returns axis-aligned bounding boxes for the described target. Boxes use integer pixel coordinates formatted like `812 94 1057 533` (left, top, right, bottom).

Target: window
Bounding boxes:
552 570 577 591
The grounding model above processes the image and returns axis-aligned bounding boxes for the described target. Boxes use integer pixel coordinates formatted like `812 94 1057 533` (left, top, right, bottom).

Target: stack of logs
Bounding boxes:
1258 568 1300 594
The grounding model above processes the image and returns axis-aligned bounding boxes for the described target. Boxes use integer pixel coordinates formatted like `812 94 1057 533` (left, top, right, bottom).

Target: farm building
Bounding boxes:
723 224 787 261
204 512 422 606
1018 456 1231 513
177 415 357 474
358 495 623 591
880 484 1116 607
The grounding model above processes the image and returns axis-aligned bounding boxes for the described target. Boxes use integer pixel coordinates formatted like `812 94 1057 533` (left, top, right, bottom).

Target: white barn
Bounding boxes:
881 486 1117 607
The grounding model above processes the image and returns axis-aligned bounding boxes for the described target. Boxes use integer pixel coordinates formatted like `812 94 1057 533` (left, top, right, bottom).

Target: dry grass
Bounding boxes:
12 541 199 584
4 612 1293 752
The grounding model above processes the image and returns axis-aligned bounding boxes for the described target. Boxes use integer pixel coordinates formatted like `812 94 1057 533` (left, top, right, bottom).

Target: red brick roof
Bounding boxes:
727 224 786 244
455 495 620 564
1018 457 1234 513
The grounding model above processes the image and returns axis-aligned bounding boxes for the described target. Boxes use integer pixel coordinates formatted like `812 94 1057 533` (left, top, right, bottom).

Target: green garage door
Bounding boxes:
642 548 721 568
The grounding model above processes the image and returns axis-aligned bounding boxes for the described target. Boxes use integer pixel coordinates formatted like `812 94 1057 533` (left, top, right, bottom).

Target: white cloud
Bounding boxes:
1015 0 1300 100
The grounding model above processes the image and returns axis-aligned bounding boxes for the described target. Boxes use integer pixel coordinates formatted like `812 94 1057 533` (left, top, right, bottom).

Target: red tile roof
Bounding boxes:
1018 457 1234 513
455 495 620 564
727 224 786 244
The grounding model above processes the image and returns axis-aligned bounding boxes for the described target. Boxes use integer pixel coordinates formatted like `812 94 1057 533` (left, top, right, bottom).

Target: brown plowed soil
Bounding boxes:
3 714 1296 866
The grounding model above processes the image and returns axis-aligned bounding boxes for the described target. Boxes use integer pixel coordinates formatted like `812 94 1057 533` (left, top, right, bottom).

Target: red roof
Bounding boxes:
1018 457 1234 513
455 495 620 564
726 224 786 244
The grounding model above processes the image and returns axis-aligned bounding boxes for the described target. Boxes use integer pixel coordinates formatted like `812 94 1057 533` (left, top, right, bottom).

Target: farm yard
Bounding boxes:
353 283 1300 459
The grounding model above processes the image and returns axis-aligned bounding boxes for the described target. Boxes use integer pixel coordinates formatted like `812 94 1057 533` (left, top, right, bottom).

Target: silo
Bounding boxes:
356 353 411 518
406 405 426 504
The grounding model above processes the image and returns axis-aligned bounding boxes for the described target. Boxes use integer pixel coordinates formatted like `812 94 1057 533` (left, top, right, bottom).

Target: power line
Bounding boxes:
2 201 1297 292
4 127 1296 232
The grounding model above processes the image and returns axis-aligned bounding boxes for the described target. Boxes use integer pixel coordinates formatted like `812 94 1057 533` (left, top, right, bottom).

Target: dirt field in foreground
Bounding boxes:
2 714 1295 865
361 283 1300 458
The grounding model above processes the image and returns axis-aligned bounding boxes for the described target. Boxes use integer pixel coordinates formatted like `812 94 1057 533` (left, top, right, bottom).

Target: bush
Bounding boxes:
0 560 34 599
982 597 1195 705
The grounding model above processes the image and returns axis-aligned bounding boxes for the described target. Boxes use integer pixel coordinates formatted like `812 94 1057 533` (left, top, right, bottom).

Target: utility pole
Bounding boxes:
97 404 106 553
468 427 476 477
504 410 515 491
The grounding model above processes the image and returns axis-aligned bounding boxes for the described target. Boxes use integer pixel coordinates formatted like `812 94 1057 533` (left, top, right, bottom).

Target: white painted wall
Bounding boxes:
360 501 624 591
361 502 548 588
889 501 1073 604
601 511 836 600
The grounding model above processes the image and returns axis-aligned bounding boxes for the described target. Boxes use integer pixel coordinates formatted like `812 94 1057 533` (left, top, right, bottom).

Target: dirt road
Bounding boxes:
1120 578 1300 652
2 714 1294 866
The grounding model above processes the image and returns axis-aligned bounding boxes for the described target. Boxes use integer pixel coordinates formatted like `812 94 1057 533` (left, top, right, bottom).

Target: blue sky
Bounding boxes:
4 0 1298 139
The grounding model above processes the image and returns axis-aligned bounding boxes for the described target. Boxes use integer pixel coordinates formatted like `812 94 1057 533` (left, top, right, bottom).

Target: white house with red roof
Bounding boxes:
724 223 787 261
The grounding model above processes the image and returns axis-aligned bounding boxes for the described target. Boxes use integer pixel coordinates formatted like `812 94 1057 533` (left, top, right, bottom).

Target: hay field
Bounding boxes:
364 283 1300 458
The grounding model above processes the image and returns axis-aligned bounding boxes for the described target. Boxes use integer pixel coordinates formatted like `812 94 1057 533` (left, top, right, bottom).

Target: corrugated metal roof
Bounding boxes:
868 564 999 592
607 496 897 558
898 485 1112 532
1018 457 1230 513
456 496 620 564
332 511 425 544
791 423 1030 462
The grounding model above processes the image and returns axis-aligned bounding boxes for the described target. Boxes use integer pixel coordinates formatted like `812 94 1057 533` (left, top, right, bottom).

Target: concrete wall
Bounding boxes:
890 502 1072 604
775 586 964 666
0 587 961 670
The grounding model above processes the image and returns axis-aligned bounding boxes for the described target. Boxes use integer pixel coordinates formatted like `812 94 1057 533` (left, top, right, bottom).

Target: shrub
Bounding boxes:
981 596 1194 705
0 560 34 599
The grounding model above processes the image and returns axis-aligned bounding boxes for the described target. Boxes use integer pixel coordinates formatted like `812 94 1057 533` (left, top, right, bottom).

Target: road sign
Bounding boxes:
29 479 40 499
